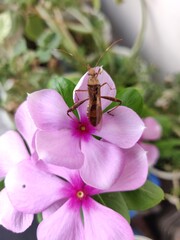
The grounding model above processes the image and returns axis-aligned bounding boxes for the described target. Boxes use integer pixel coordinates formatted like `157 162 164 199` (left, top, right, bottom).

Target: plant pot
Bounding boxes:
135 236 152 240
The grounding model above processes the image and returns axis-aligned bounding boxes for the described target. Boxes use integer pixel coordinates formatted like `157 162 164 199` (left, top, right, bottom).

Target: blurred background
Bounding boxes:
0 0 180 239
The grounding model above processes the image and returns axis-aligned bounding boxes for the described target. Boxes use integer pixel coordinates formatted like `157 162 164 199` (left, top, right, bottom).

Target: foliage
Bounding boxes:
0 0 111 112
48 76 75 108
141 74 180 171
121 181 164 211
94 181 164 221
94 180 164 223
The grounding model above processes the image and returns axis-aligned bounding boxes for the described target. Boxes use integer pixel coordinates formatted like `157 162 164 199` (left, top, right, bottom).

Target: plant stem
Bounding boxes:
150 167 180 180
130 0 147 59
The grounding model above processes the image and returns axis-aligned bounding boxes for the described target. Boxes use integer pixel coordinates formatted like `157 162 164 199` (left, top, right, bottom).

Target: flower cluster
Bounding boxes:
0 67 150 240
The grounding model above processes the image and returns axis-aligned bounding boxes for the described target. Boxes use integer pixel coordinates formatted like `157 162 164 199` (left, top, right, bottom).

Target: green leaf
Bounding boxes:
66 8 92 34
121 180 164 211
104 87 143 115
156 138 180 168
37 30 61 49
25 14 45 41
0 12 12 43
117 87 143 115
67 23 92 34
48 75 75 108
36 49 51 63
13 38 27 57
0 180 4 191
94 192 130 222
155 115 172 138
36 213 43 223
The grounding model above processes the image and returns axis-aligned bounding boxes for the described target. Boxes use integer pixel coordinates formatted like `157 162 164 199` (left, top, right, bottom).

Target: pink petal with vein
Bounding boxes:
80 137 124 189
139 142 160 167
44 163 78 183
0 189 33 233
27 89 71 130
96 106 145 149
15 101 37 153
107 144 148 192
83 198 134 240
5 160 67 213
36 129 84 169
37 199 84 240
142 117 162 140
42 199 67 219
0 131 29 178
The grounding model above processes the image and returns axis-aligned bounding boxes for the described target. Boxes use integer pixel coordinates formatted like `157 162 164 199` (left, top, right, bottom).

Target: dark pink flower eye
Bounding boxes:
70 117 96 142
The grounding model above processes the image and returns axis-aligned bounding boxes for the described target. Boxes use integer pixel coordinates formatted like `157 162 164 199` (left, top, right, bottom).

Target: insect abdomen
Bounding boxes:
87 84 102 126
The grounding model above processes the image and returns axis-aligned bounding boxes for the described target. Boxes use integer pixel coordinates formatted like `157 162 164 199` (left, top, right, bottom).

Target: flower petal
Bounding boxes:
142 117 162 140
0 189 33 233
42 200 67 219
73 67 116 117
83 197 134 240
36 129 84 169
80 137 124 189
15 101 37 153
37 199 84 240
139 142 159 167
96 106 145 148
107 144 148 192
27 89 71 130
0 131 29 178
5 160 67 213
44 163 77 183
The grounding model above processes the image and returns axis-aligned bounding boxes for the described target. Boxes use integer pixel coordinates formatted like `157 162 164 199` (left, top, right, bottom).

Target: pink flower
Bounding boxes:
5 144 147 240
15 101 37 152
24 67 145 189
139 117 162 166
0 131 33 233
0 101 37 232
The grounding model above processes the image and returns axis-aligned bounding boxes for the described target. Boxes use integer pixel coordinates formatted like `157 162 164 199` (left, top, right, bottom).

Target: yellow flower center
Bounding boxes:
76 190 84 199
80 126 86 131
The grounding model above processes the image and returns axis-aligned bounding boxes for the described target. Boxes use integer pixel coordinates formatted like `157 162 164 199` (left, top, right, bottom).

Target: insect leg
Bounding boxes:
74 89 88 101
101 96 122 115
100 82 115 91
67 98 89 118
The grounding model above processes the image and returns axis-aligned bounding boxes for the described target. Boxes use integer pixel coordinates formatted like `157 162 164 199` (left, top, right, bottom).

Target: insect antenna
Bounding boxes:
95 39 123 67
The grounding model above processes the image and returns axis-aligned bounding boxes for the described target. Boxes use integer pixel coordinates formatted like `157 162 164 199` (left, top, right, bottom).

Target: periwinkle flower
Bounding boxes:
22 67 145 189
0 101 37 232
0 68 149 239
0 131 33 232
139 117 162 166
5 143 148 240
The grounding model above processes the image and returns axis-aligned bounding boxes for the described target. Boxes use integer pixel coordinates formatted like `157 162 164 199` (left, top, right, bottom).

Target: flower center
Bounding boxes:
76 190 85 199
80 125 86 131
71 117 96 141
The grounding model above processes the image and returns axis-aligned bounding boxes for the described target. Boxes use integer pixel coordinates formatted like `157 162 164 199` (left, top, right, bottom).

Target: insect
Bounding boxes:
67 65 122 126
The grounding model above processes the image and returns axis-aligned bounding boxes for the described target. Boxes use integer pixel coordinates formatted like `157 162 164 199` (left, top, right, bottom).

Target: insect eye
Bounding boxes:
88 68 95 76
